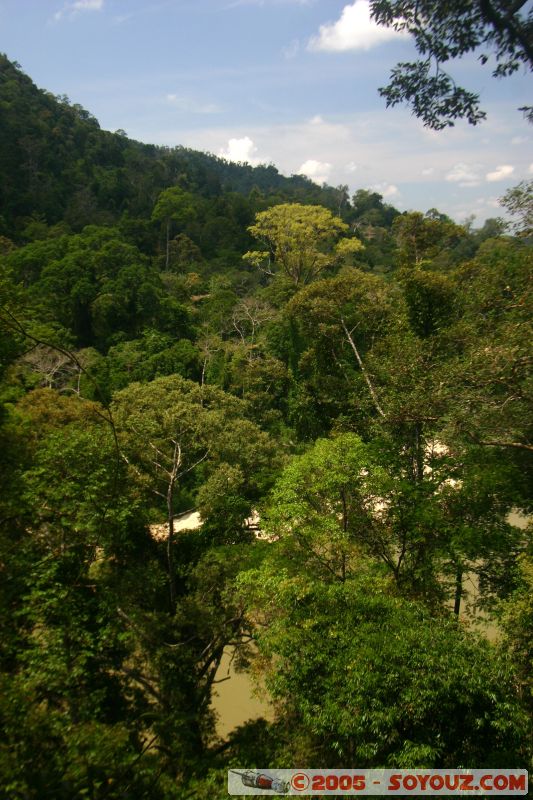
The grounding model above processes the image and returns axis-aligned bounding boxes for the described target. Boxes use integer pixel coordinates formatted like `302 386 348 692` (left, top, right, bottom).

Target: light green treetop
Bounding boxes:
244 203 363 285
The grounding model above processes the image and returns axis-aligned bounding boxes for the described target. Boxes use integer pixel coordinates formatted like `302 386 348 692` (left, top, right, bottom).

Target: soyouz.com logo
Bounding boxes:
227 769 528 795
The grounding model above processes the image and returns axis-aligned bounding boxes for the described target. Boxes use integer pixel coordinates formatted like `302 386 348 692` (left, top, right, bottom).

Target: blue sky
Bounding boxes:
1 0 532 223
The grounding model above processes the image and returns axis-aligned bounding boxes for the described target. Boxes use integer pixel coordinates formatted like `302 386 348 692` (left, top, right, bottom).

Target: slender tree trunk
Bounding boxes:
167 489 176 610
166 220 170 270
166 440 181 611
340 317 386 418
341 489 348 582
453 567 463 616
414 422 425 482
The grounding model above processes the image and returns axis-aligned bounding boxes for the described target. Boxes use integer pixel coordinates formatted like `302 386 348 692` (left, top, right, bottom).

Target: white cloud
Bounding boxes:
529 163 533 174
511 136 527 145
445 163 482 187
422 167 435 176
486 164 514 182
73 0 103 8
54 0 103 20
308 0 405 53
346 161 358 173
298 158 332 184
372 181 399 198
219 136 261 165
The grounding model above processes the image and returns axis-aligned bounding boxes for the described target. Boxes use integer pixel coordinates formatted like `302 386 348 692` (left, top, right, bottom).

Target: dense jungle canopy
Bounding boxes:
0 54 531 799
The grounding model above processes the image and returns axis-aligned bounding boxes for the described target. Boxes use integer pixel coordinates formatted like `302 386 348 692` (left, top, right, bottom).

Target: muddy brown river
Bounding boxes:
212 647 274 738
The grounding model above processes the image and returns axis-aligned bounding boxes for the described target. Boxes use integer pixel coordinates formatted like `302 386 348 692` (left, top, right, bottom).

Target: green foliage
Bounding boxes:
152 186 197 228
262 434 388 580
112 375 278 504
393 211 467 268
499 549 533 711
400 267 456 337
499 179 533 237
6 226 191 350
259 432 526 609
106 331 200 393
286 269 401 430
236 560 530 767
0 52 531 797
371 0 533 128
0 400 167 797
440 238 533 459
112 375 279 597
244 203 362 285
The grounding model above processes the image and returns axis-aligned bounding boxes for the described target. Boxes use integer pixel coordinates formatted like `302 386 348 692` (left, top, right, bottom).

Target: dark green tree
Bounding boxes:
236 556 530 767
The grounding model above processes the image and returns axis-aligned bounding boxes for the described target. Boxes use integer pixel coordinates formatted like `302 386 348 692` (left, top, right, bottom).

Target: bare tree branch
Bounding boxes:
340 316 386 418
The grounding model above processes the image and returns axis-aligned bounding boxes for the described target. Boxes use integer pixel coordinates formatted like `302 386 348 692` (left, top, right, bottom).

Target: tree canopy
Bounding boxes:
244 202 363 285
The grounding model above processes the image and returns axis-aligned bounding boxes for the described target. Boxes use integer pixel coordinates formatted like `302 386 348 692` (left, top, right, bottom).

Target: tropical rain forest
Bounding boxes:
0 47 531 799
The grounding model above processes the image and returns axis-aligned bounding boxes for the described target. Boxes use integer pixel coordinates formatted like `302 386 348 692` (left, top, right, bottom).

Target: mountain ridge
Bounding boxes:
0 53 341 240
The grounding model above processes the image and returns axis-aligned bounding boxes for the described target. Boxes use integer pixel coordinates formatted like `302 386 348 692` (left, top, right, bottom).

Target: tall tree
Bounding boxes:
392 211 466 268
151 187 198 270
288 269 399 421
112 375 278 608
244 203 363 285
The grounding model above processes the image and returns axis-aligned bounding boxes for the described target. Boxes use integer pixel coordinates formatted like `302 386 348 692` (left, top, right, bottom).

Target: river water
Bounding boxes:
212 646 274 738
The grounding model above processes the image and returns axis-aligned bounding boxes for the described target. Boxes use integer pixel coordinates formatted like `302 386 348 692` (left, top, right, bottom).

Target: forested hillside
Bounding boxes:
0 55 531 799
